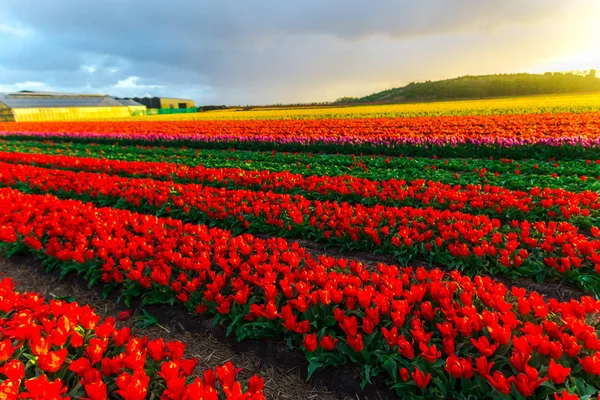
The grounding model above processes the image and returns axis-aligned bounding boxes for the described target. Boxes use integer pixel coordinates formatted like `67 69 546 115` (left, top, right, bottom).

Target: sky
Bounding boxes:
1 0 599 105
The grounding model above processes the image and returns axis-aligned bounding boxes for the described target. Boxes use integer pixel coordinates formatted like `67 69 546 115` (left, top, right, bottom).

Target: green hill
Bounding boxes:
338 71 600 104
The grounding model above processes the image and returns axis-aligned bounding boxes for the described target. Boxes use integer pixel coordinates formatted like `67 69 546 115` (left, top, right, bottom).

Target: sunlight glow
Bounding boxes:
531 6 600 73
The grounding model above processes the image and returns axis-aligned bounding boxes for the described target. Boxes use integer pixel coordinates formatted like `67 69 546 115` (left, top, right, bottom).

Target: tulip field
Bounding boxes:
0 104 600 399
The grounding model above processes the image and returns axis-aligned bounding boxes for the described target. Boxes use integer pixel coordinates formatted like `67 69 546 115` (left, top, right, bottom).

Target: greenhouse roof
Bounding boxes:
0 92 126 109
116 98 145 106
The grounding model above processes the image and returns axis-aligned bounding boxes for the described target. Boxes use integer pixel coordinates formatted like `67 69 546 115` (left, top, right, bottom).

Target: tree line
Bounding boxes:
337 71 600 104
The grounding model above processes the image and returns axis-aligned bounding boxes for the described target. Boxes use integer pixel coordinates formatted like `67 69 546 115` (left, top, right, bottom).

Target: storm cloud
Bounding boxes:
1 0 598 104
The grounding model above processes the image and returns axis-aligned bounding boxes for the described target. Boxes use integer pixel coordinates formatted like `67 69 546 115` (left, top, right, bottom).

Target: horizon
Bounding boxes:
1 70 598 108
1 0 599 105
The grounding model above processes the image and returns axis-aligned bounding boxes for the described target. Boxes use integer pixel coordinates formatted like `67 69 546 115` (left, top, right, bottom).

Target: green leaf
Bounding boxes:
102 282 119 299
135 309 159 329
360 364 373 389
53 295 76 302
226 314 244 337
59 265 78 280
383 357 398 380
306 359 323 380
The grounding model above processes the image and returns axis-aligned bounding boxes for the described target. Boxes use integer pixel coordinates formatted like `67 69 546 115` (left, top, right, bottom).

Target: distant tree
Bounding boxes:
334 96 360 104
588 69 597 79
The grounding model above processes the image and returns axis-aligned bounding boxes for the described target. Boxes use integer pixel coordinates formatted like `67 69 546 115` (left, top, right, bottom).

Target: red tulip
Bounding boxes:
442 336 455 356
319 335 338 351
474 356 493 377
554 390 580 400
548 359 571 384
579 353 600 375
0 360 24 381
69 358 92 376
470 336 499 357
303 333 318 352
513 366 547 397
398 337 415 360
509 351 531 373
0 339 17 362
486 371 512 395
411 368 431 389
0 380 18 399
147 338 165 361
216 361 240 389
38 348 68 373
248 375 265 394
115 368 150 400
117 310 133 321
419 342 441 363
21 375 69 399
347 334 364 353
399 367 410 382
86 338 108 365
445 355 473 379
84 380 108 400
70 331 84 348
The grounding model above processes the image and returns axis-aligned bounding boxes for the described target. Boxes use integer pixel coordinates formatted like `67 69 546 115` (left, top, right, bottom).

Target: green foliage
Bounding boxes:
333 96 360 104
355 71 600 103
134 309 160 329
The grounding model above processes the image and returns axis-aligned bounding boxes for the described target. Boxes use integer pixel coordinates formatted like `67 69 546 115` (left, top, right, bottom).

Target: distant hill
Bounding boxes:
337 71 600 104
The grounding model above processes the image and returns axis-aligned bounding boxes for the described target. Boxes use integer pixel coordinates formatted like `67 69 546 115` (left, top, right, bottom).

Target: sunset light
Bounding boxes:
1 2 600 399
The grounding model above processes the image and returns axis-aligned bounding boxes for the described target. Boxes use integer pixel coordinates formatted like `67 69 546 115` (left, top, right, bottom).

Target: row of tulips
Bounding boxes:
0 276 265 399
0 151 597 228
4 138 600 179
1 112 600 157
2 162 599 293
1 187 600 399
2 139 597 193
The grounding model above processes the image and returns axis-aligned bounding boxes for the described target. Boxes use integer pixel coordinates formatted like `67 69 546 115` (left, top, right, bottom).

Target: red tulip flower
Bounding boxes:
303 333 318 352
548 359 571 384
411 368 431 389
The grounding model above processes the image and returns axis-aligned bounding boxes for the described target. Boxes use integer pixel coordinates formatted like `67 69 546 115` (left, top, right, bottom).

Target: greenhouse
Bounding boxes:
0 91 146 122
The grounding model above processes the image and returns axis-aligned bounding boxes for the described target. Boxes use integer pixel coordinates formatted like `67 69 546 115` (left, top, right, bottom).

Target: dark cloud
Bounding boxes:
0 0 597 104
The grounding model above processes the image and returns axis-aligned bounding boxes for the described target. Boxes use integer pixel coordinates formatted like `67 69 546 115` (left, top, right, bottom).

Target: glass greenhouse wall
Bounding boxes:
11 106 134 121
0 92 148 121
0 103 14 122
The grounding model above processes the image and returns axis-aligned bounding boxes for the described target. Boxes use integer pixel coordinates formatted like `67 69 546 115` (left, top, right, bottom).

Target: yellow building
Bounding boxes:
132 97 196 110
0 91 146 122
157 97 195 109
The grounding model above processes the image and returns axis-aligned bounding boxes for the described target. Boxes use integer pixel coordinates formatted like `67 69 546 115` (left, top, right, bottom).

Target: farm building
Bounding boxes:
131 97 197 114
115 98 148 116
0 91 146 122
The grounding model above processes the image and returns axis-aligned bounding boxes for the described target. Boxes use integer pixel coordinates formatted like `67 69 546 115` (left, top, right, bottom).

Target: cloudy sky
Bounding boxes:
1 0 599 105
